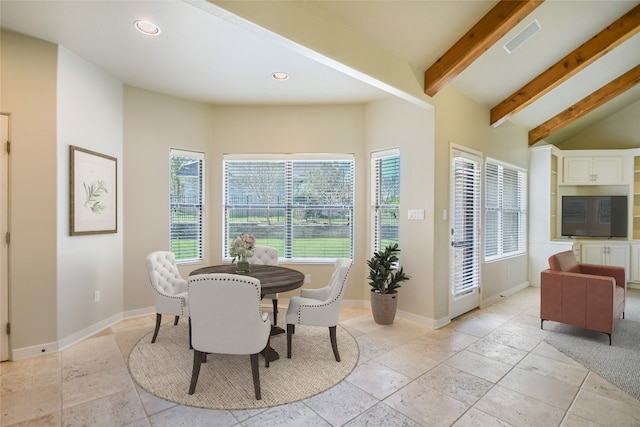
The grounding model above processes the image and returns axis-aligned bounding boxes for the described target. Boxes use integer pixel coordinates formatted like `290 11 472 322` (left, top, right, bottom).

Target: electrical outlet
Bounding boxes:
94 290 101 303
304 274 311 284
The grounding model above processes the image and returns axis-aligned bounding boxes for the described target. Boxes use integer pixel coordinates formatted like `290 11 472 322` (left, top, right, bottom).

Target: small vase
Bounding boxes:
235 255 251 274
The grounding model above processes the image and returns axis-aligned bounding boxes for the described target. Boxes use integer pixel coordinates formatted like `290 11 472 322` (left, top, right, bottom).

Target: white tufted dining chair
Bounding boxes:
145 251 190 344
285 258 352 362
248 246 280 324
187 273 272 399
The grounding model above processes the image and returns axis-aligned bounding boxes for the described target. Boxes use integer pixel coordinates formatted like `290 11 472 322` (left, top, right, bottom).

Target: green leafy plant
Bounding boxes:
83 179 108 214
367 243 410 294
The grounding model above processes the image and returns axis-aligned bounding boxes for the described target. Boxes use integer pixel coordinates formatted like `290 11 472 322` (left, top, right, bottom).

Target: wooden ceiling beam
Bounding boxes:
492 4 640 127
424 0 544 97
528 65 640 145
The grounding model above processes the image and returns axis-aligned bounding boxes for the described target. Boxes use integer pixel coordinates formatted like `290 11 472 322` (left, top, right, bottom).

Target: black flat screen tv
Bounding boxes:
561 195 628 238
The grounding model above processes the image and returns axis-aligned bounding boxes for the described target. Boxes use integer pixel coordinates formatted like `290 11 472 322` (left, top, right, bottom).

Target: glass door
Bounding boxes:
449 147 482 319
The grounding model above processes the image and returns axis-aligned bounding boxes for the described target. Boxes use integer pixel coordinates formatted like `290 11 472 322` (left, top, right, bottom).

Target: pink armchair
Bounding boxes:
540 250 626 345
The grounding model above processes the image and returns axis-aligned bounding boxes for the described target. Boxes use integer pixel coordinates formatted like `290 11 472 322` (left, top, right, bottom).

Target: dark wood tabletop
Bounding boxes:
189 264 305 296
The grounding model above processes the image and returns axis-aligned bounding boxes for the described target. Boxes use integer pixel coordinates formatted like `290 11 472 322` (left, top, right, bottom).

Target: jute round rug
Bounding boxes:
128 321 359 409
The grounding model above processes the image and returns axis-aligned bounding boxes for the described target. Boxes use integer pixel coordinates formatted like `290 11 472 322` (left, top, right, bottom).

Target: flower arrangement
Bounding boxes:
230 232 256 262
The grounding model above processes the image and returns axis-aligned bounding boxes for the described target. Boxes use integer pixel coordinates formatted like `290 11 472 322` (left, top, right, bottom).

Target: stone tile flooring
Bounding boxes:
2 287 639 426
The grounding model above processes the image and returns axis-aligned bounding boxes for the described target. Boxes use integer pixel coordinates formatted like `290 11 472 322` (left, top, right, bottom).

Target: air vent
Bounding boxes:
503 20 541 54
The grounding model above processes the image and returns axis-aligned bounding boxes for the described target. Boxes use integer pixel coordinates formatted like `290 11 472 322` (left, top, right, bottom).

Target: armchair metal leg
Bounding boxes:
329 326 340 362
151 313 162 343
250 353 262 400
188 350 204 395
286 324 294 358
272 299 278 325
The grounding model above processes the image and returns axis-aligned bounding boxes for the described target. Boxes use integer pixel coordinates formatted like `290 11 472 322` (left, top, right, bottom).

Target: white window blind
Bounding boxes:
451 154 481 296
170 149 204 263
371 149 400 253
223 154 354 261
485 159 527 261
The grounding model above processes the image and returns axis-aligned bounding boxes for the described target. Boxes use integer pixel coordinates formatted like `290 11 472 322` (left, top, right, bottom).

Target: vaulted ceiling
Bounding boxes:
2 0 639 146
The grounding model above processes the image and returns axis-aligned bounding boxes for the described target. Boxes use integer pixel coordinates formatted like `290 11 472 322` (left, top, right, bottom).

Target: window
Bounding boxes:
371 149 400 253
485 159 527 261
170 149 204 263
223 154 354 261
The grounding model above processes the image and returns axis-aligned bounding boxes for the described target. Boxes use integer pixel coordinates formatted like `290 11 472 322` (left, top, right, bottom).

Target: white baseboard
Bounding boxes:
481 281 530 308
10 308 157 361
11 341 59 361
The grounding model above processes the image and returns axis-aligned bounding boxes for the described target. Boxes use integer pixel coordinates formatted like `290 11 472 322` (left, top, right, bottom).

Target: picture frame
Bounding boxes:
70 145 117 235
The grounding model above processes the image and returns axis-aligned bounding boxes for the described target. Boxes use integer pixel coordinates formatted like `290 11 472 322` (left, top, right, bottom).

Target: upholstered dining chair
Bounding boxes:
248 246 280 324
145 251 190 344
187 273 271 399
285 258 352 362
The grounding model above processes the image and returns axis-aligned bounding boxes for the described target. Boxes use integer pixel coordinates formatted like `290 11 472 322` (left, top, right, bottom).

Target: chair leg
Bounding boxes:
287 324 294 358
188 317 193 349
272 299 278 325
250 353 262 400
329 326 340 362
151 313 162 343
264 336 271 368
188 350 204 395
174 315 180 326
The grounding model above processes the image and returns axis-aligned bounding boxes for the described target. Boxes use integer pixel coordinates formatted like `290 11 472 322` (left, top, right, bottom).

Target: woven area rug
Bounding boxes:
544 289 640 400
128 321 359 409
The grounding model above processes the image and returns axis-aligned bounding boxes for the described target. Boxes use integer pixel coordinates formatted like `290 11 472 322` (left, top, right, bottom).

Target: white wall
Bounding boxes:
1 31 58 354
207 104 368 301
557 100 640 149
123 87 213 314
56 47 124 346
432 86 530 320
365 97 437 321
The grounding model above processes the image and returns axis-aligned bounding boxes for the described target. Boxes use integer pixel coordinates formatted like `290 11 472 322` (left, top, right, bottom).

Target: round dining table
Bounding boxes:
189 264 305 361
189 264 305 297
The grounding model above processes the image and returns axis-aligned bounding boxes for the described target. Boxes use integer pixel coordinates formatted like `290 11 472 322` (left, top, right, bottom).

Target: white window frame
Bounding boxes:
484 158 527 262
223 153 355 263
170 149 204 263
371 148 400 254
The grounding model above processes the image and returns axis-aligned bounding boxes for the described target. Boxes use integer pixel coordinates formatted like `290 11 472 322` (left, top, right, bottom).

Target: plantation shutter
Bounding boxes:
371 149 400 253
170 149 204 262
485 159 527 260
223 154 354 261
223 160 286 257
451 154 481 297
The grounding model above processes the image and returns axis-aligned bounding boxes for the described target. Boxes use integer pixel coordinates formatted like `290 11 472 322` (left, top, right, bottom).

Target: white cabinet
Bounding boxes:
563 156 623 184
580 243 629 282
631 244 640 283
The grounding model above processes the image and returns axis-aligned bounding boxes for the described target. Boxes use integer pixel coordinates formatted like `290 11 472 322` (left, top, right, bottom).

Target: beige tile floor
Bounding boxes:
2 286 639 426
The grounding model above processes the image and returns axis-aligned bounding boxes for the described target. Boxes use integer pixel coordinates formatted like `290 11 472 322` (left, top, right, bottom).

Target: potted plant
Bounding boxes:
367 243 410 324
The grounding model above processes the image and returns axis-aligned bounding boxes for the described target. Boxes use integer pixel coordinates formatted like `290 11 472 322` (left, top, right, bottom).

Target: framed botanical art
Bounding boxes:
70 145 117 235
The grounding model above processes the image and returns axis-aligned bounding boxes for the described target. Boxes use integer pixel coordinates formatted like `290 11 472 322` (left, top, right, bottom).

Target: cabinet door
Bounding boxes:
563 157 592 184
606 245 629 279
562 156 623 184
581 244 605 264
631 245 640 282
592 157 623 184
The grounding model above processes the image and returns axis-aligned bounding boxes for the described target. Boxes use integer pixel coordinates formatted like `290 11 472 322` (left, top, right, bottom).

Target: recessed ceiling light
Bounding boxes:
272 72 289 81
134 20 161 36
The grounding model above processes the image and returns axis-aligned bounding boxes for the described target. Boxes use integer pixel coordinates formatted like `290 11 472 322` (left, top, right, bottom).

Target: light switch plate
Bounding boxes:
408 209 425 220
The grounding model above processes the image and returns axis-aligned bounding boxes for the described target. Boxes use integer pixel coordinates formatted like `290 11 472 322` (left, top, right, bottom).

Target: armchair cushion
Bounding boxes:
548 250 580 273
